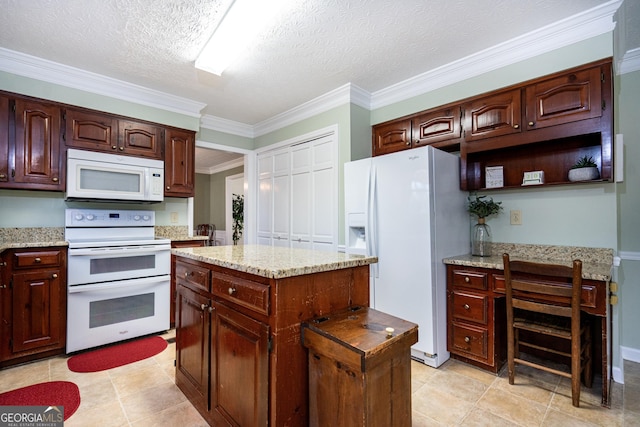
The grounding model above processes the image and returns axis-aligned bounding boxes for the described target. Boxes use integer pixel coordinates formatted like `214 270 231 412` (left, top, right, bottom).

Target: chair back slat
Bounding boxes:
513 299 573 317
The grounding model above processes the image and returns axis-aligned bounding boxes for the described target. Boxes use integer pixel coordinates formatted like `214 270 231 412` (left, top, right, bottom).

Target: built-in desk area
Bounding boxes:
444 243 613 407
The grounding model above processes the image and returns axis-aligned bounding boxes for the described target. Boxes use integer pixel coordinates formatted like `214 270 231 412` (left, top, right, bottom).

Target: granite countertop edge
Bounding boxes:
172 245 378 279
443 252 613 282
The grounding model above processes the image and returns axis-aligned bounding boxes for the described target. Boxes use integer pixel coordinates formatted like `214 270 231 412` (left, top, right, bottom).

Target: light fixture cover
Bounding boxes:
196 0 292 76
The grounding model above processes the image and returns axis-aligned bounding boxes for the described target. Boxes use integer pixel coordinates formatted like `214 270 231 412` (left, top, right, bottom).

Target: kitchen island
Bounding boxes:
171 245 377 427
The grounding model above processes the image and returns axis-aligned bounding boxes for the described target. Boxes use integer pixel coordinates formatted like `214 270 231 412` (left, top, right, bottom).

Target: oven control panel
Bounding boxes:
65 209 155 227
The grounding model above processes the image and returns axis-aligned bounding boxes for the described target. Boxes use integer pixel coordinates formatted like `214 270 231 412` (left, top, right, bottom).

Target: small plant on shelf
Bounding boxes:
466 194 503 220
570 155 597 169
568 155 599 182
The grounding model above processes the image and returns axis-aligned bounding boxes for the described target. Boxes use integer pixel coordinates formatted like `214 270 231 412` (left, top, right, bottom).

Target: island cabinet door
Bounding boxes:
210 301 269 427
175 285 210 413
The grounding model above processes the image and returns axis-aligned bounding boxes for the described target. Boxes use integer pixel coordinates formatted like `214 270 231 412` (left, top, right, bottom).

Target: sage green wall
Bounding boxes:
210 166 244 231
0 190 189 228
350 103 372 161
194 173 212 227
0 71 199 131
193 166 244 232
615 68 640 354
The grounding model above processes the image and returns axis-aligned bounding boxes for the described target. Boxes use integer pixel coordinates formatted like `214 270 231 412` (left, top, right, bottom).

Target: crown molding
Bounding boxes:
252 83 370 137
200 115 255 138
370 0 621 109
0 47 207 118
196 157 245 175
617 47 640 75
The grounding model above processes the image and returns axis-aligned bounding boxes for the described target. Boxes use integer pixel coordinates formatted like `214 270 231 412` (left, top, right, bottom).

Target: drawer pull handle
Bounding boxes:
463 304 470 310
34 257 41 263
464 336 471 343
464 277 470 283
228 287 236 295
52 273 58 279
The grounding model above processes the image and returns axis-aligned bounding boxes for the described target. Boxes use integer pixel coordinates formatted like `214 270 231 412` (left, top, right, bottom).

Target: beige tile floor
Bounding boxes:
0 329 637 426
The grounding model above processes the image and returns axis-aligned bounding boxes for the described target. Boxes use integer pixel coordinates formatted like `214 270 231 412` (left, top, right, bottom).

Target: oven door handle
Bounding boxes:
68 245 171 256
68 275 170 293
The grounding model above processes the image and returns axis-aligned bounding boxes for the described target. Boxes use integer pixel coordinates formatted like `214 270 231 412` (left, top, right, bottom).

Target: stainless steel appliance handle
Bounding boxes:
68 245 171 256
68 275 170 293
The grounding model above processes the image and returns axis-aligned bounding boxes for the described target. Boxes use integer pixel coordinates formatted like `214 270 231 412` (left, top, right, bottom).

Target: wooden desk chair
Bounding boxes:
503 253 592 407
196 223 217 246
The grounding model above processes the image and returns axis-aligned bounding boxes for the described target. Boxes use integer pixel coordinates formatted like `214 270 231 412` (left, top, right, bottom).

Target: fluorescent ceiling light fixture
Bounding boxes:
196 0 292 76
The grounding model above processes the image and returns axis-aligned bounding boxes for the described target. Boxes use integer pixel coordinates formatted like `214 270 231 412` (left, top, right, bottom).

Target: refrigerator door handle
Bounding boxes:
367 164 379 278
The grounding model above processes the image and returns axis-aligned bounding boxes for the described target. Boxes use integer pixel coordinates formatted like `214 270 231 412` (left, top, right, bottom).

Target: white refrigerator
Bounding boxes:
344 145 469 367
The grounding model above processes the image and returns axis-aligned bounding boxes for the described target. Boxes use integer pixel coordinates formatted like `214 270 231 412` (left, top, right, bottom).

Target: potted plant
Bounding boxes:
467 194 503 257
232 193 244 245
568 155 599 182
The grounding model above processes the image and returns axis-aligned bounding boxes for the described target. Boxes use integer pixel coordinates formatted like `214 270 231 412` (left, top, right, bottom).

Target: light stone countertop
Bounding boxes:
443 243 614 281
172 244 378 279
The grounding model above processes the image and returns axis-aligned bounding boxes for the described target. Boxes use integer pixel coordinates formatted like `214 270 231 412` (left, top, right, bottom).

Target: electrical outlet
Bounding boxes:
510 210 522 225
170 212 179 223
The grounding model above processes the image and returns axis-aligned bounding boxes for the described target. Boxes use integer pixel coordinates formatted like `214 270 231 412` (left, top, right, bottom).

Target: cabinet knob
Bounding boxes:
200 303 208 311
463 304 470 310
184 272 189 277
464 336 471 343
385 327 394 338
228 287 236 295
0 174 6 179
528 121 535 127
34 257 41 263
0 284 6 288
166 186 171 190
513 124 520 129
119 146 124 151
111 145 117 150
405 140 411 146
208 306 213 313
52 273 58 279
464 277 470 283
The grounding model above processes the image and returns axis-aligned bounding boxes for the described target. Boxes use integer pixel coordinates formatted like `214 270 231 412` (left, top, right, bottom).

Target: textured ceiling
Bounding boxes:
0 0 612 126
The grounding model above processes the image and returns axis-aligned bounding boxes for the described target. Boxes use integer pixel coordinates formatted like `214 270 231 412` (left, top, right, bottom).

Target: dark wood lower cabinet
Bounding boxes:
174 255 370 426
0 247 67 368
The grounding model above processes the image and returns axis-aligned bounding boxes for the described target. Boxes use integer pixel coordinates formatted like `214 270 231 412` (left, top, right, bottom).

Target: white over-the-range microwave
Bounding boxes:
66 148 164 203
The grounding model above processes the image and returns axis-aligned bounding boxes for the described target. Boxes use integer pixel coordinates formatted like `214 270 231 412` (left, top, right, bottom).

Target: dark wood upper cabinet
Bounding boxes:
372 117 412 156
65 109 163 159
64 108 118 152
371 58 613 192
164 128 195 197
372 106 462 156
524 65 602 130
118 120 163 159
413 106 463 147
463 89 522 142
0 96 9 183
9 99 64 190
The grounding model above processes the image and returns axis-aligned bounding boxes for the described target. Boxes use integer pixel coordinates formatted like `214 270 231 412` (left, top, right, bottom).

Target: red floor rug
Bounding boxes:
0 381 80 420
67 335 168 373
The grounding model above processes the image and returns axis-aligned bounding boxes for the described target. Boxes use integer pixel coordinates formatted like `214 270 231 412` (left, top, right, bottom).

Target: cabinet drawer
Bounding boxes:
212 272 269 316
176 261 210 293
451 269 488 290
451 290 488 325
13 250 63 269
450 322 488 360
